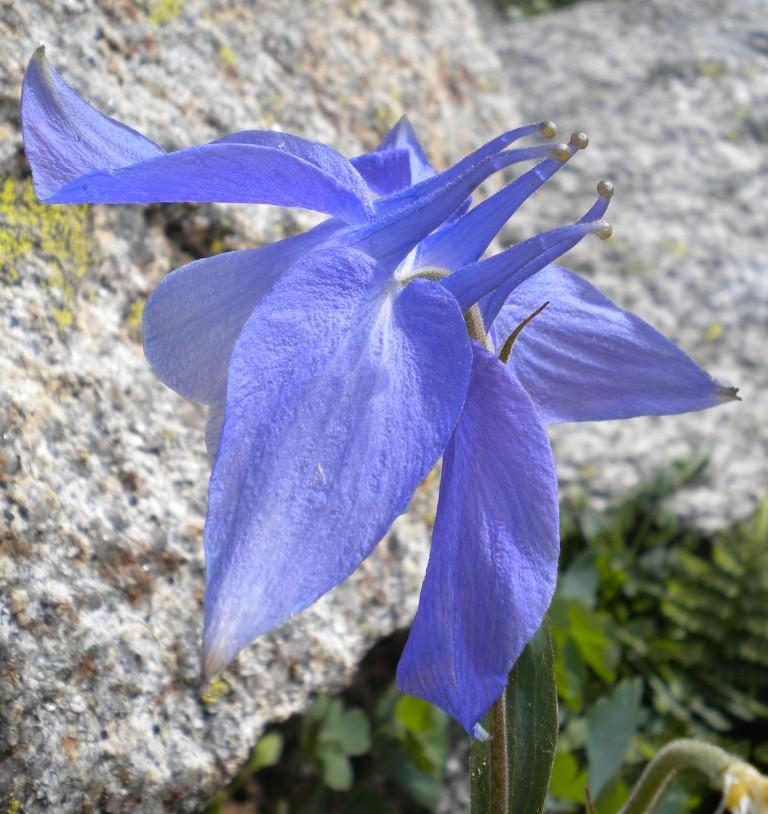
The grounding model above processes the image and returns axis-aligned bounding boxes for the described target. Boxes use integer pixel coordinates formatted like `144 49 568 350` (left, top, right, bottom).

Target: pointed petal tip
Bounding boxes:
717 385 741 403
201 638 234 683
472 722 490 741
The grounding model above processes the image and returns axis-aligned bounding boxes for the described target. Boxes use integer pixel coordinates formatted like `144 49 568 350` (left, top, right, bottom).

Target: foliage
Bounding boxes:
553 457 768 813
499 0 585 17
205 460 768 813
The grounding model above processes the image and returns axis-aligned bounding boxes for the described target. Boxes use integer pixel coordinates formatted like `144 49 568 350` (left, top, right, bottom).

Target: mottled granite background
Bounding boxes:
0 0 765 810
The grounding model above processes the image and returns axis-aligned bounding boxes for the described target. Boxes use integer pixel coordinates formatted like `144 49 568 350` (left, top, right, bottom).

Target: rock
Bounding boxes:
0 0 514 810
490 0 768 529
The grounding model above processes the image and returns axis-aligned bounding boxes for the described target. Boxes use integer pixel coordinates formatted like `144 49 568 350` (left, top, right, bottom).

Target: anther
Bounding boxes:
569 131 589 150
551 143 571 162
596 220 613 240
538 120 557 139
597 179 615 199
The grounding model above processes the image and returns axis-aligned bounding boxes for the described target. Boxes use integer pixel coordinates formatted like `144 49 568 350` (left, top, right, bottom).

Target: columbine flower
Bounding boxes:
21 49 738 735
722 762 768 814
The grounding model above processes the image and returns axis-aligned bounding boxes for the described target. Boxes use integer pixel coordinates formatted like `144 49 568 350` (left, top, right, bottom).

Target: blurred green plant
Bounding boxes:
204 459 768 813
499 0 584 17
553 457 768 814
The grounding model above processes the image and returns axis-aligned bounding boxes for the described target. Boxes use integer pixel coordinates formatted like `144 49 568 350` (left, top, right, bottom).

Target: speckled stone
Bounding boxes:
489 0 767 529
0 0 513 811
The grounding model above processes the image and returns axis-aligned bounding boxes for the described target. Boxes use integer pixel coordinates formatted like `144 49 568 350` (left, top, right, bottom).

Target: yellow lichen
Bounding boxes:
201 675 230 705
0 176 92 329
218 45 237 69
8 801 21 814
705 322 724 342
145 0 185 25
661 239 689 257
124 298 145 330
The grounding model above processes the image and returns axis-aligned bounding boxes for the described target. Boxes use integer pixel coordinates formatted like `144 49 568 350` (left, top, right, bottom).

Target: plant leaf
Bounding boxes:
470 617 558 813
586 678 643 799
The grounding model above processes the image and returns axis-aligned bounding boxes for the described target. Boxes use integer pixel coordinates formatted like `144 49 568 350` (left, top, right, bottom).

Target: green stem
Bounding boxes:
489 694 508 814
618 739 732 814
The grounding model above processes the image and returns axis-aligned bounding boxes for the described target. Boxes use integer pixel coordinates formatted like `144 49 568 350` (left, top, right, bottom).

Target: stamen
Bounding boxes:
498 301 550 364
597 179 614 199
477 190 615 323
569 131 589 150
412 150 579 273
551 143 571 162
538 120 557 139
596 220 613 240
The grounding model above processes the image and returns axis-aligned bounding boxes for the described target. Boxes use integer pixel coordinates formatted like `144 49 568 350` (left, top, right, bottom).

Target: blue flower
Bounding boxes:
21 49 737 735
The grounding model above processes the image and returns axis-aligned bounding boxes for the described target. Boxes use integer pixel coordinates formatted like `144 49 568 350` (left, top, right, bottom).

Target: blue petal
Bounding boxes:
202 246 473 676
494 264 737 423
211 130 372 212
21 47 163 199
375 117 436 185
396 345 559 733
345 129 548 272
21 50 373 222
480 193 611 325
413 155 571 273
351 148 413 196
142 220 341 405
442 221 602 312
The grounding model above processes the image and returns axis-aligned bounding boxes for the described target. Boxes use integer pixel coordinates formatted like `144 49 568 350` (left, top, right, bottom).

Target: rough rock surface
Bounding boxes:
0 0 765 810
489 0 767 528
0 1 513 811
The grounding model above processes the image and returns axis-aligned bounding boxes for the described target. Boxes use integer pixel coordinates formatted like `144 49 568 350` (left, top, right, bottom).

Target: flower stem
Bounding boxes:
618 739 732 814
489 693 508 814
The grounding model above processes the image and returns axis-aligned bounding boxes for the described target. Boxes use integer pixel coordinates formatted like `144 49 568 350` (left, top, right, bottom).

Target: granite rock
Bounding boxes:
490 0 767 528
0 0 513 810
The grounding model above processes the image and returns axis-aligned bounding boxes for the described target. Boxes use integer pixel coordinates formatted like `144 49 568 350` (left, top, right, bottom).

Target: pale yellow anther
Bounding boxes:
569 131 589 149
597 179 615 199
722 761 768 814
551 143 571 162
596 221 613 240
539 120 557 139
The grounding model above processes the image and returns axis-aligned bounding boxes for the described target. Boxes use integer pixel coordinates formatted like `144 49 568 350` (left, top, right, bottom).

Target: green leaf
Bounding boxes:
470 617 558 814
380 735 445 809
470 734 491 814
550 750 589 803
395 695 434 734
586 678 643 798
561 551 600 608
320 748 354 791
337 709 371 756
568 602 620 683
246 731 283 772
316 702 371 756
505 618 559 814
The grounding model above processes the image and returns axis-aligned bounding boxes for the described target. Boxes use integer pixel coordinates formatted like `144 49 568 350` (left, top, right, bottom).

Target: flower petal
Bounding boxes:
21 47 163 199
375 116 436 185
346 128 548 272
414 155 571 273
211 129 373 212
142 220 341 405
351 148 413 196
494 264 737 424
21 50 373 222
396 345 559 733
202 246 473 676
